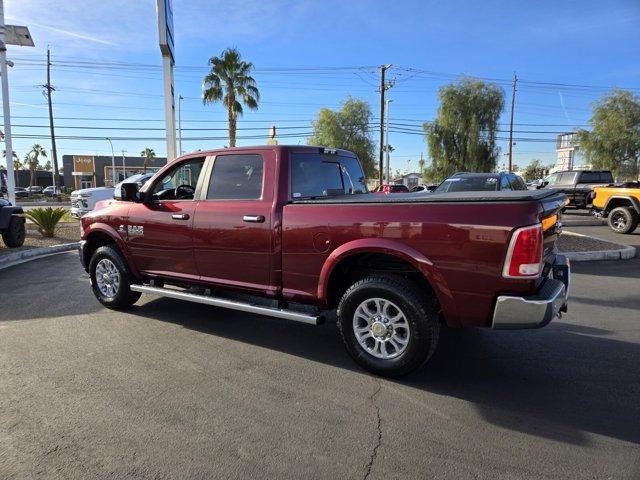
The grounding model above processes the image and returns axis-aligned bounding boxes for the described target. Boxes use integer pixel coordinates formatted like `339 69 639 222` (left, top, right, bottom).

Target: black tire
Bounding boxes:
608 207 639 234
1 215 26 248
337 275 440 378
89 245 141 309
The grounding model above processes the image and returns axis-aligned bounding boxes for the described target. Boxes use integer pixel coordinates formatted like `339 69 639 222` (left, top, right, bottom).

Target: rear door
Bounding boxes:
192 151 276 295
126 156 205 281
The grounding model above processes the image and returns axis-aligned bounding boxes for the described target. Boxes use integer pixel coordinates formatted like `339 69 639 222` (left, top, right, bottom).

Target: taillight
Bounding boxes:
503 224 543 278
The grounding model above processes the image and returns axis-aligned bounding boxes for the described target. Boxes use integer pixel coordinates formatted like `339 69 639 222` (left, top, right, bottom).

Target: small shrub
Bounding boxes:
24 207 68 238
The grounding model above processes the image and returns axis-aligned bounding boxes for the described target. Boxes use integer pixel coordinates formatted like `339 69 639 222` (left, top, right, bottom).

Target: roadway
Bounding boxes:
1 252 638 479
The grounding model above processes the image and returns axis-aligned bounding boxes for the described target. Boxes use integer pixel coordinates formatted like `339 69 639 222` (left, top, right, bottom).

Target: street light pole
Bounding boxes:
384 99 392 183
178 95 183 156
121 149 126 179
0 2 15 204
105 137 116 186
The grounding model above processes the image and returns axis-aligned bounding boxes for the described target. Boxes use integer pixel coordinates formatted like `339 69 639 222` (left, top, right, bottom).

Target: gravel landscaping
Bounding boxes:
557 232 624 252
0 222 80 254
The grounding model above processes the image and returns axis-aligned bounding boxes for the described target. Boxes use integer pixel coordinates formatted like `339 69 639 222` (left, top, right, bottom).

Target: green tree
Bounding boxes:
423 78 504 182
202 47 260 148
523 159 546 182
308 97 376 178
43 160 52 171
140 147 156 173
575 89 640 180
27 144 46 188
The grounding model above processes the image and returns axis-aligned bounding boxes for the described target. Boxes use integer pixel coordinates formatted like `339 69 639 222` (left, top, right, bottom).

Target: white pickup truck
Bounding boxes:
70 173 153 218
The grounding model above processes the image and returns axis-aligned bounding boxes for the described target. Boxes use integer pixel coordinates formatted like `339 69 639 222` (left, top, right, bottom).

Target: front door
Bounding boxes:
192 152 275 295
126 157 205 282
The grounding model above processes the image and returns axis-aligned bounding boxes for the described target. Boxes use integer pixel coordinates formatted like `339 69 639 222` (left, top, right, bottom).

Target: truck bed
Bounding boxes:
290 189 564 204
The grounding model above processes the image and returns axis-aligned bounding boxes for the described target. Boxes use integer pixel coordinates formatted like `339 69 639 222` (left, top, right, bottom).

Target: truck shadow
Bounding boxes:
136 298 640 446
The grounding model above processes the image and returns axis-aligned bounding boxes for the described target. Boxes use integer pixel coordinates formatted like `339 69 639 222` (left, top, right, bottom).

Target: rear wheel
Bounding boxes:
337 275 440 378
89 245 141 308
608 207 639 234
1 215 26 247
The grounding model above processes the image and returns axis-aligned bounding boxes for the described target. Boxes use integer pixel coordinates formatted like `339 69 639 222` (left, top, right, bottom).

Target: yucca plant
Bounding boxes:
24 207 67 238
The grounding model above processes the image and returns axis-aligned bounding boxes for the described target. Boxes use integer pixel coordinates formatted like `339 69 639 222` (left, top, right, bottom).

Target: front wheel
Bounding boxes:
337 276 440 378
89 245 141 309
608 207 639 234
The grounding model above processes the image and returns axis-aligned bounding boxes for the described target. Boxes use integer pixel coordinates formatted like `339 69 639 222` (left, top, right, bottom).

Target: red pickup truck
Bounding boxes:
79 146 570 377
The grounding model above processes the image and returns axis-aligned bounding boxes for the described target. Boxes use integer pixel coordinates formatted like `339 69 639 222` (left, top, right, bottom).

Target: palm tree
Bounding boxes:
202 48 260 147
3 150 22 187
140 147 156 173
27 144 46 188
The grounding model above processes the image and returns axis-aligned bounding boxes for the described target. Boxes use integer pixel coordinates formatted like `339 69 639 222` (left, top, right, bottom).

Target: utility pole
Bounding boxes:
105 137 116 186
507 73 517 172
121 150 126 179
378 64 392 187
43 47 60 193
177 95 183 156
384 98 392 183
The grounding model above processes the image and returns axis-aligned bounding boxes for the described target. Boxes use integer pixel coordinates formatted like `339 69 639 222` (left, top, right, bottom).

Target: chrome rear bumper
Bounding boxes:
492 254 570 329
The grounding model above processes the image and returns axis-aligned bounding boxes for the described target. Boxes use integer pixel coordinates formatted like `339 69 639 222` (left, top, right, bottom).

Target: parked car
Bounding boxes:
14 187 29 198
70 173 154 218
435 172 527 193
78 146 569 377
410 185 437 192
375 184 410 193
92 173 156 213
26 185 43 194
43 186 61 197
0 198 26 248
592 182 640 234
539 170 613 208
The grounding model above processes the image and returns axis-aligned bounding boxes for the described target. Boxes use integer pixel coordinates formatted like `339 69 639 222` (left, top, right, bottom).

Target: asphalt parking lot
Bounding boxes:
1 252 639 479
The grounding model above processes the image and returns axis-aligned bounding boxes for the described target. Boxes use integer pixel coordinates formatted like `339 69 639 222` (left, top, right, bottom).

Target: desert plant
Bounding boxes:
24 207 67 237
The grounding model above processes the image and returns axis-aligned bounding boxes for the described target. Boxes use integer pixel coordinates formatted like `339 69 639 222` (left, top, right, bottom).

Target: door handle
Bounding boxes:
243 215 265 223
171 213 190 220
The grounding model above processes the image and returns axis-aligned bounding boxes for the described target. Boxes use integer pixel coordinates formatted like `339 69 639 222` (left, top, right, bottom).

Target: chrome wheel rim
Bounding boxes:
95 258 120 298
612 213 627 230
353 298 410 359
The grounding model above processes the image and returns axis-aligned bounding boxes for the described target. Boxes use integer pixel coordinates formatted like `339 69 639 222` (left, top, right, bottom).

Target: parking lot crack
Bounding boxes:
363 381 383 480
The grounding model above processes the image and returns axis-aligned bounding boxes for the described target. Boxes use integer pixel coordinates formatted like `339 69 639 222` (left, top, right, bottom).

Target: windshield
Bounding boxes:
435 176 499 193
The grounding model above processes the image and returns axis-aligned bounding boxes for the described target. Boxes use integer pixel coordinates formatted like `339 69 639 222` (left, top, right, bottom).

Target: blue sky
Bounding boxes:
4 0 640 174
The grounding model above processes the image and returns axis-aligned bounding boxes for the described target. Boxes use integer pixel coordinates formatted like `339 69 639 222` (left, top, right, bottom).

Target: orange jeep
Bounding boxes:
592 182 640 234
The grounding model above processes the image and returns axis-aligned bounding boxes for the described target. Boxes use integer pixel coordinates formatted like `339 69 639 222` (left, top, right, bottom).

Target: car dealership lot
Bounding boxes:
1 253 639 479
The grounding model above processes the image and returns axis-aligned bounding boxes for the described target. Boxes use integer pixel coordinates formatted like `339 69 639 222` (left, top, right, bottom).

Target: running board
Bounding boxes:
130 284 323 326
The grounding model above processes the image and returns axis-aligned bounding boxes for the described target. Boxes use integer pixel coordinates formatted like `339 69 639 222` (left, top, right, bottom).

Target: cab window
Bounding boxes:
500 175 512 190
151 158 205 201
206 154 264 200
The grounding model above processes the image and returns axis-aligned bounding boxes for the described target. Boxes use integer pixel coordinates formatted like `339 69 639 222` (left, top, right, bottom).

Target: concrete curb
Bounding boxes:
0 242 79 271
561 231 636 262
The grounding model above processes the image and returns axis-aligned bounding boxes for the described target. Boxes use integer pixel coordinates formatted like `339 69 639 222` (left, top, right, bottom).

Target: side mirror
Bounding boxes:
121 182 142 202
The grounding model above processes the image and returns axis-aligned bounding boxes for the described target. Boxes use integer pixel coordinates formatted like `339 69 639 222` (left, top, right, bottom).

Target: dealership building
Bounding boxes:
62 155 168 190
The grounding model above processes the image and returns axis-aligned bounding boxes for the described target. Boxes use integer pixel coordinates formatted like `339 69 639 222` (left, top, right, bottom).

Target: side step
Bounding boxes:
130 284 323 326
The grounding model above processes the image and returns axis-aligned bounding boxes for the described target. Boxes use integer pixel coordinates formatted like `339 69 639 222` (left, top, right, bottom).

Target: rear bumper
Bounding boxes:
491 254 570 329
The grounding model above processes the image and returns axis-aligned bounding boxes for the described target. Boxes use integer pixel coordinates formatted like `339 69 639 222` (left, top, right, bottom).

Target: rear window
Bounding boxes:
580 171 613 183
435 176 499 193
291 153 367 198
